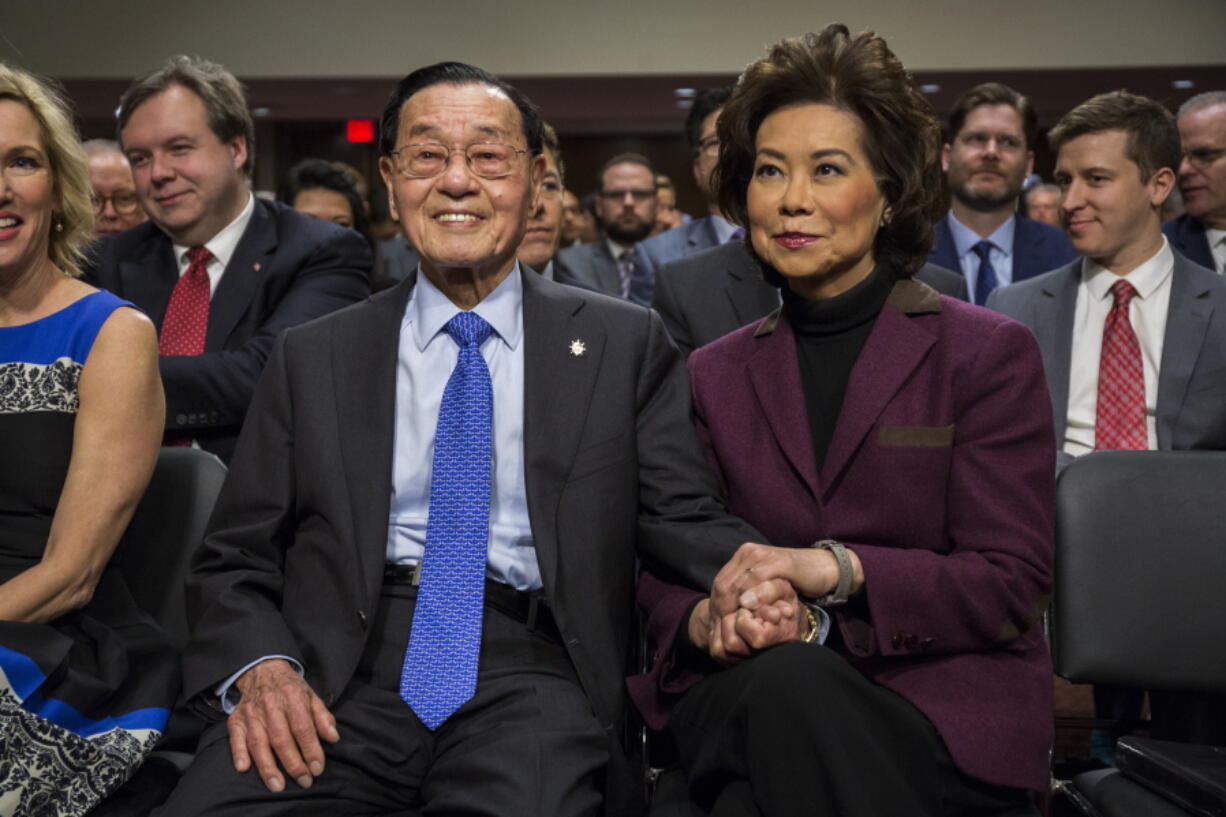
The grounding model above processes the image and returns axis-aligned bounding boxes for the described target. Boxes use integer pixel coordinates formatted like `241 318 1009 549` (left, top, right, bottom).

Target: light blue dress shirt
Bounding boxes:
387 264 539 591
947 212 1017 296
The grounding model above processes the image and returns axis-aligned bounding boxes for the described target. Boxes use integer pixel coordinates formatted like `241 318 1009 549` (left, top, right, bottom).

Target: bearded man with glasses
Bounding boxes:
160 61 761 817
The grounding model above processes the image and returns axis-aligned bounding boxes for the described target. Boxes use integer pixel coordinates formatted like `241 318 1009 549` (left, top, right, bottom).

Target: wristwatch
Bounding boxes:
810 539 853 606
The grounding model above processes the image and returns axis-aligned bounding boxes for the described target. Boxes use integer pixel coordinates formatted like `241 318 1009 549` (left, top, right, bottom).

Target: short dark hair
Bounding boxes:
715 24 944 278
597 152 653 189
377 62 543 159
118 55 255 176
947 82 1038 151
1049 90 1181 182
279 158 373 251
685 86 733 154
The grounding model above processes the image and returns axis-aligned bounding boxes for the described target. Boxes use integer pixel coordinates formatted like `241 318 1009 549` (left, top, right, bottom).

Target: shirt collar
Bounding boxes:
1082 236 1174 301
406 261 524 353
947 210 1016 259
605 237 632 260
172 193 255 269
709 214 738 244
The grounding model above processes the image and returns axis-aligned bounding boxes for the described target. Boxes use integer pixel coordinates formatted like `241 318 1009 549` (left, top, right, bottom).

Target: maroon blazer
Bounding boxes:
630 279 1056 792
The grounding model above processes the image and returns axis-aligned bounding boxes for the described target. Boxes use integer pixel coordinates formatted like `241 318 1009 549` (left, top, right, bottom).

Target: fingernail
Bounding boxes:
296 775 313 789
310 761 324 776
267 776 284 792
740 591 758 608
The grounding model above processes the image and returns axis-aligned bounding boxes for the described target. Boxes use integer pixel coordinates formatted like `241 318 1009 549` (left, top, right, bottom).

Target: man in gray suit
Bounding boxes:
555 153 657 299
988 91 1226 752
160 62 758 816
628 87 736 306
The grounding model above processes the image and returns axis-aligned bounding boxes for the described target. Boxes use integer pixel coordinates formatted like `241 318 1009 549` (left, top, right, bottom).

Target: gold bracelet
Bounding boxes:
801 604 819 644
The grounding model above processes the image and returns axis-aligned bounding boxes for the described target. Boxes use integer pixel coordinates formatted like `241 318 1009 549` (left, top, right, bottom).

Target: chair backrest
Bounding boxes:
1051 450 1226 692
114 447 227 649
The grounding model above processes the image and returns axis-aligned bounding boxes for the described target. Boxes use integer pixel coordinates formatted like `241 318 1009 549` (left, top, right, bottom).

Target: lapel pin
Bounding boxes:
569 339 586 357
253 263 262 272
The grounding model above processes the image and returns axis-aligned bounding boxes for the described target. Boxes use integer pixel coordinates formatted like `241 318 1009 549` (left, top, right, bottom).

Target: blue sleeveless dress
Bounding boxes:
0 291 178 816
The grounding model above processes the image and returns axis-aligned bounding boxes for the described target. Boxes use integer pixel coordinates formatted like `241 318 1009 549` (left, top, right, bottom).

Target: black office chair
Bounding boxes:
95 447 228 816
1050 450 1226 817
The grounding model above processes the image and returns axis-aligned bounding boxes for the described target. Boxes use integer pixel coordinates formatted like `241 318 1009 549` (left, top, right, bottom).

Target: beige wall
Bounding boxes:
4 0 1224 78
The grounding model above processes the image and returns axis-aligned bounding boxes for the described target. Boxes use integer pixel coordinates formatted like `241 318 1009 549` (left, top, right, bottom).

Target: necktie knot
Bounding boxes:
729 228 747 242
1110 279 1138 310
186 246 213 271
972 240 994 262
445 311 493 348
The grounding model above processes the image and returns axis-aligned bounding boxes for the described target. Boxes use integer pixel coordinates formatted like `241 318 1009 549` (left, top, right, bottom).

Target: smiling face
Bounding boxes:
942 103 1033 212
1055 128 1172 274
517 145 563 272
747 103 887 300
120 84 249 247
1177 103 1226 229
380 82 541 286
0 99 56 283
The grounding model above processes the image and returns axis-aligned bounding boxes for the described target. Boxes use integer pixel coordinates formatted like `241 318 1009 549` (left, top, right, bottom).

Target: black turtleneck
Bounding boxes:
781 265 895 473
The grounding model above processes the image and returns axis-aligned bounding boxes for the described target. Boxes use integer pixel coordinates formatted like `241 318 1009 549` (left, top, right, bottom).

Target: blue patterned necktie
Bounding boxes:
972 240 999 305
400 311 494 730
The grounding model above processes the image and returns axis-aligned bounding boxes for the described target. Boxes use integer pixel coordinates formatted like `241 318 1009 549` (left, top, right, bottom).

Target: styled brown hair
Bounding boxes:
1049 90 1181 183
947 82 1038 151
714 24 943 278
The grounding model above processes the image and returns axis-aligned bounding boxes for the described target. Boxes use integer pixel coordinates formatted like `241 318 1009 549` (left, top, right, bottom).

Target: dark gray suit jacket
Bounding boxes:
182 267 759 811
987 251 1226 451
628 216 724 306
651 240 969 356
555 239 648 299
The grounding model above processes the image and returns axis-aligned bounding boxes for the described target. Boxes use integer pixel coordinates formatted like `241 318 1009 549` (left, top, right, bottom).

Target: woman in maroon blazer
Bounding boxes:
631 25 1056 816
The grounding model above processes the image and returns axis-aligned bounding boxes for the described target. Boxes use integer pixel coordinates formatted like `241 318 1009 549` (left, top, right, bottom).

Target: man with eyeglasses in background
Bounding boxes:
555 152 657 300
161 61 760 816
930 82 1076 305
1164 91 1226 274
83 138 147 236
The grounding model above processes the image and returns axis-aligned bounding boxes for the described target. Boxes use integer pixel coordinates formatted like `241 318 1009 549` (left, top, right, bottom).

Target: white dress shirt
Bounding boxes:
1206 228 1226 275
171 193 255 294
1064 238 1175 457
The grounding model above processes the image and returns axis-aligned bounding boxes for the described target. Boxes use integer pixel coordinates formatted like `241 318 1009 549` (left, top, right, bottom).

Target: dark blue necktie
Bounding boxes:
972 240 999 305
400 311 494 730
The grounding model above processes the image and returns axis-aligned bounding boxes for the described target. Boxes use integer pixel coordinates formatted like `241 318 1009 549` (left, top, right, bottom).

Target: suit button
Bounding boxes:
891 634 903 649
357 610 368 629
566 637 579 647
176 413 187 425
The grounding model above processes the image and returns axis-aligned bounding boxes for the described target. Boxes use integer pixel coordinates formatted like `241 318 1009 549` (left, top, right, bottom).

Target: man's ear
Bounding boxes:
528 153 546 213
229 135 248 173
379 156 400 222
940 143 952 173
1148 166 1177 210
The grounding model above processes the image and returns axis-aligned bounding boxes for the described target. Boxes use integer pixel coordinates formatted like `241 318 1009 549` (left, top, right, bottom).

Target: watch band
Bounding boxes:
811 539 853 606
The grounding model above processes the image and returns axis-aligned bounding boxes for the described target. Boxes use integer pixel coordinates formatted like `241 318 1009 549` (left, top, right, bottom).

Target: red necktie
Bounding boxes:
159 246 213 356
1094 280 1147 450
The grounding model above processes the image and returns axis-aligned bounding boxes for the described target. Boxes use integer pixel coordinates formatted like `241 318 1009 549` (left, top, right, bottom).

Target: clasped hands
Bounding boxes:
687 541 862 665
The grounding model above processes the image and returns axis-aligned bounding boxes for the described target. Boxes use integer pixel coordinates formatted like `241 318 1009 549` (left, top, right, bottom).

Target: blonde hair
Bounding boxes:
0 62 94 278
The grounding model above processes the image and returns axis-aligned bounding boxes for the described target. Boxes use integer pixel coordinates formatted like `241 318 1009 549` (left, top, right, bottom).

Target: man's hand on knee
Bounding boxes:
228 658 340 792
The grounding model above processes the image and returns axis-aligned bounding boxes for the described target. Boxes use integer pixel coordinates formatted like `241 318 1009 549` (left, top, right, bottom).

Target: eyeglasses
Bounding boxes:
597 188 656 203
1182 147 1226 168
387 142 528 179
91 191 141 215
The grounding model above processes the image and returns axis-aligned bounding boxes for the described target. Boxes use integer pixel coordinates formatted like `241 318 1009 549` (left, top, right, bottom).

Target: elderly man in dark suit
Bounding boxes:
989 91 1226 753
157 62 756 817
85 56 371 463
652 239 967 356
1163 90 1226 273
931 82 1076 304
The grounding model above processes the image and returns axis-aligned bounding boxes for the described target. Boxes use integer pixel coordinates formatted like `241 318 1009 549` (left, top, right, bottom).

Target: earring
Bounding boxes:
880 207 893 227
53 215 64 233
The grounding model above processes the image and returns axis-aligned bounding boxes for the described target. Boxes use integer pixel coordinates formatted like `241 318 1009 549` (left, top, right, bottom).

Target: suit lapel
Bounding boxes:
930 215 961 274
120 235 178 329
334 277 411 609
521 271 604 596
1012 216 1043 281
1156 256 1214 449
593 242 622 294
207 201 278 350
745 314 821 503
819 285 938 494
722 243 778 328
1035 264 1079 442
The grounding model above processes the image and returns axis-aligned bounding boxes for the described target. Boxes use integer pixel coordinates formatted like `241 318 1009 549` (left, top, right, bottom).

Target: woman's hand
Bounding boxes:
687 578 808 665
709 542 863 619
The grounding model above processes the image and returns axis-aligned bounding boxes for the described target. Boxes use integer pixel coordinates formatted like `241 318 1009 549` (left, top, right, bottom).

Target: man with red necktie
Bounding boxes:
988 90 1226 753
85 56 371 462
